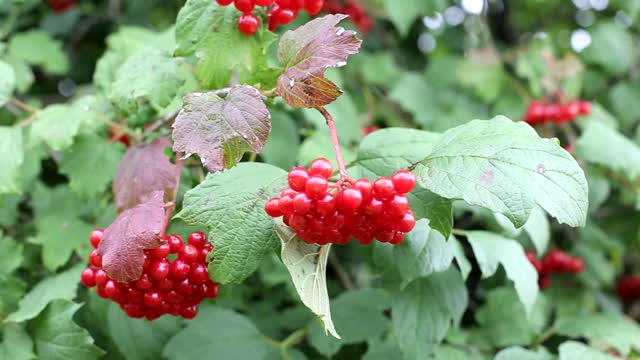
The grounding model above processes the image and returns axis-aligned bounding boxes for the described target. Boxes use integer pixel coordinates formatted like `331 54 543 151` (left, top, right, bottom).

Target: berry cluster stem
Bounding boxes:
317 107 350 181
162 152 184 236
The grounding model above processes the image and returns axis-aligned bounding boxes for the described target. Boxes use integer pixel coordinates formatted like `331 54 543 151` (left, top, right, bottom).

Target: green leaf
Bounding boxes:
353 128 452 237
30 104 82 151
58 135 124 197
163 306 271 360
383 0 446 36
177 163 287 284
495 346 553 360
451 237 471 280
394 219 454 287
0 276 27 318
581 21 633 75
28 216 93 272
31 183 85 221
274 218 339 339
414 116 588 228
523 206 550 256
8 31 69 74
554 314 640 356
0 60 15 106
558 341 618 360
7 264 82 322
109 47 184 116
358 52 398 86
0 323 35 360
107 302 182 360
4 56 33 93
0 126 23 194
0 236 23 276
261 110 300 170
392 267 467 359
363 338 403 360
475 287 548 347
277 14 361 108
172 86 271 172
175 0 276 89
575 121 640 178
466 231 539 315
608 82 640 130
30 300 104 360
456 49 505 102
308 288 390 356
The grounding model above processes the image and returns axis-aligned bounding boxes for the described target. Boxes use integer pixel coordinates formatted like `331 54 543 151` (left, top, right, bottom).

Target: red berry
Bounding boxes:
216 0 234 5
165 291 184 304
305 176 328 199
234 0 255 12
104 280 121 300
81 268 96 287
170 259 191 280
143 290 163 307
579 101 592 115
150 259 170 281
179 244 200 263
190 264 210 285
288 168 310 191
157 278 175 292
165 234 184 254
188 231 207 248
316 194 336 215
354 179 373 199
324 212 345 229
376 230 395 243
386 195 409 217
181 305 198 319
278 194 295 215
238 12 260 35
390 232 405 245
265 198 283 217
206 283 219 298
309 158 333 179
126 288 143 304
273 8 296 25
255 0 274 5
397 212 416 233
363 198 384 216
94 269 108 287
89 229 103 248
123 303 144 318
149 243 171 259
304 0 324 14
373 177 395 200
293 193 313 214
134 274 154 291
89 250 102 267
340 187 363 209
568 257 584 273
391 171 416 194
176 279 195 295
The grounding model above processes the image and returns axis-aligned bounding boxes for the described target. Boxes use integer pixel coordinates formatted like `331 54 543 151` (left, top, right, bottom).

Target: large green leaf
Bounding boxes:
28 216 93 272
30 104 82 151
553 314 640 356
7 31 68 74
466 231 539 315
107 302 182 360
576 121 640 178
163 306 271 360
0 60 15 106
581 21 633 75
175 0 277 89
177 163 287 284
30 300 104 360
558 341 618 360
0 236 23 276
392 267 467 360
7 264 83 322
414 116 588 228
495 346 553 360
0 126 23 194
0 323 35 360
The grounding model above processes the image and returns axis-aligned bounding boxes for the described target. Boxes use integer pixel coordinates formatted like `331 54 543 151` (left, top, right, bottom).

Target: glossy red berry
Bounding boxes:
293 193 313 214
157 278 174 292
149 243 171 259
579 100 592 115
304 0 324 14
216 0 234 5
274 8 296 25
386 195 409 217
190 264 210 285
391 171 416 194
188 231 207 248
256 0 274 5
288 168 310 191
89 229 103 248
398 212 416 233
305 176 328 199
179 244 200 263
134 274 154 291
340 188 363 209
143 290 163 307
94 269 108 287
81 268 96 287
89 250 102 267
170 259 191 280
234 0 254 12
150 259 170 281
181 305 198 319
238 12 260 35
166 234 184 254
309 158 333 178
373 177 395 200
265 198 283 217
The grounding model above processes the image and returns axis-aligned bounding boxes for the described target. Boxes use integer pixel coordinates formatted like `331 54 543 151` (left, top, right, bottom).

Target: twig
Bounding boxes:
95 114 141 142
328 252 355 290
317 107 350 181
13 113 38 128
10 97 39 113
143 110 179 138
162 152 184 236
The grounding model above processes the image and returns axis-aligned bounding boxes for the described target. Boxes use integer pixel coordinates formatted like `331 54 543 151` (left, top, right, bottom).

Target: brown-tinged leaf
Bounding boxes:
97 191 165 282
113 137 176 212
277 14 362 108
172 85 271 172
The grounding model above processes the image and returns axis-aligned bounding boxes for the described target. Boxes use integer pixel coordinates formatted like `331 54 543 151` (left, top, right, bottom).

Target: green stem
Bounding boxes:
451 228 467 236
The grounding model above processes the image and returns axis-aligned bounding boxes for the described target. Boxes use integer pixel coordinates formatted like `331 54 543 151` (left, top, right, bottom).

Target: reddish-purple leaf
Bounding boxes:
172 85 271 172
277 14 362 108
113 137 176 212
97 191 165 282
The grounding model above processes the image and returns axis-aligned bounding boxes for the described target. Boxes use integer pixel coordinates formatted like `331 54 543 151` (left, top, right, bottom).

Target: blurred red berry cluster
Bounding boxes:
524 99 591 125
617 275 640 303
48 0 75 13
527 249 585 289
323 0 374 34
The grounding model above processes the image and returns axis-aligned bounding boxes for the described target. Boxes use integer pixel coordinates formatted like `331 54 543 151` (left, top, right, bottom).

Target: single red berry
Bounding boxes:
568 257 584 273
170 259 191 280
198 248 211 263
165 234 184 254
304 0 324 14
293 193 313 215
104 280 121 300
324 212 345 229
265 198 283 217
216 0 234 5
238 12 260 35
188 231 207 248
316 194 336 215
363 198 384 216
340 187 363 209
274 8 296 25
206 283 219 298
96 285 109 299
376 230 395 243
288 168 310 191
157 278 175 292
176 279 195 295
94 269 108 287
126 288 143 304
181 305 198 319
234 0 255 12
289 214 308 231
149 243 171 259
89 229 103 248
305 176 328 199
386 195 409 217
392 171 416 194
143 290 163 307
165 290 184 304
150 259 170 281
278 194 295 215
81 268 96 287
309 158 333 179
397 212 416 233
190 264 210 285
89 250 102 267
354 179 373 199
390 232 405 245
579 100 592 115
134 274 154 291
179 244 200 263
123 303 144 318
373 177 395 200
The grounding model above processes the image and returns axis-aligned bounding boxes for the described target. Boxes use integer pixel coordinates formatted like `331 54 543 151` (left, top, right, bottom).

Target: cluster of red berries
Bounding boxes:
215 0 324 35
526 249 585 288
617 275 640 303
524 99 592 125
323 0 374 34
264 158 417 245
48 0 76 13
81 230 218 320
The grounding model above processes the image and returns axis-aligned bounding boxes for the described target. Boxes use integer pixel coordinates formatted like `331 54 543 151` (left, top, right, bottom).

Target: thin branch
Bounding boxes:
143 110 179 137
162 152 184 236
317 107 350 181
13 113 38 128
328 252 355 290
10 97 39 113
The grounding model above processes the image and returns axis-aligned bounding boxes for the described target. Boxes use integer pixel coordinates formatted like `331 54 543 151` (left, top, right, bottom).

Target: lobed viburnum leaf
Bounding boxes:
0 60 16 107
172 86 271 172
113 137 176 212
274 218 340 339
277 14 362 108
97 191 165 282
0 126 24 194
